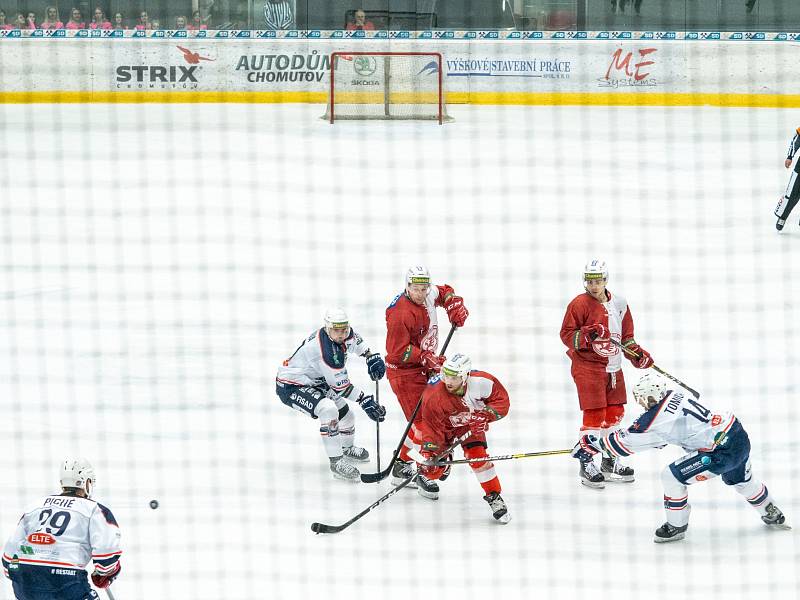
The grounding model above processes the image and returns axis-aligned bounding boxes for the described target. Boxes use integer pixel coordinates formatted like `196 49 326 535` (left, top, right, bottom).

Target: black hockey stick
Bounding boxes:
360 324 457 484
375 380 381 476
432 448 572 465
606 338 700 398
312 432 469 535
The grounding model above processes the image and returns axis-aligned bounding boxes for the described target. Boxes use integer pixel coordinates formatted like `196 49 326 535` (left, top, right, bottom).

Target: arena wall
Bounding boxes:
1 32 799 106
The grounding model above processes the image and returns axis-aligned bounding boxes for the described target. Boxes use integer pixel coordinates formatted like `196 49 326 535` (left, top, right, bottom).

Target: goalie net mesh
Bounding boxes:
325 52 451 123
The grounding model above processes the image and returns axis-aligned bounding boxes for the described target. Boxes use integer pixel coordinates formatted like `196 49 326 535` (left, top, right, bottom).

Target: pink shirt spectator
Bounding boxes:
187 23 207 30
40 20 64 29
89 20 112 29
65 21 85 29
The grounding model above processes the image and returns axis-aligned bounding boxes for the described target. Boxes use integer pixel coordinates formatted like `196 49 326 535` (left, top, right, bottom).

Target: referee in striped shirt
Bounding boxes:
264 0 294 29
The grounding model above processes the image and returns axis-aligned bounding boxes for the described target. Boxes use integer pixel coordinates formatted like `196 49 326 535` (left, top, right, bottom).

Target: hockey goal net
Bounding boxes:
325 52 452 124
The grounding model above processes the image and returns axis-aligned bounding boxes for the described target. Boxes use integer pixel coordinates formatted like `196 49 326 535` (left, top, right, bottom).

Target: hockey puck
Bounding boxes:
149 499 159 510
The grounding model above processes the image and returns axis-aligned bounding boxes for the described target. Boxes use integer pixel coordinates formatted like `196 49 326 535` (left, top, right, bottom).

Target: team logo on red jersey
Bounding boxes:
711 415 722 427
592 333 620 357
449 412 471 428
420 324 438 353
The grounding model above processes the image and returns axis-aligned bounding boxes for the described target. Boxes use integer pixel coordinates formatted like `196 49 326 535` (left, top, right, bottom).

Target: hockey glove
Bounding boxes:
571 434 601 462
418 448 445 480
357 393 386 423
365 353 386 381
444 295 469 328
420 351 446 373
579 323 608 348
91 564 121 589
467 411 491 435
626 344 653 369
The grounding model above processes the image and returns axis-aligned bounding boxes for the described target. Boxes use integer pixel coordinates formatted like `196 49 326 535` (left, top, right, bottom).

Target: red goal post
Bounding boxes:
325 52 452 124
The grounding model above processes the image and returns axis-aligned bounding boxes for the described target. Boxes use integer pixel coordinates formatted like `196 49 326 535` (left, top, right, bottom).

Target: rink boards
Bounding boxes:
1 34 799 106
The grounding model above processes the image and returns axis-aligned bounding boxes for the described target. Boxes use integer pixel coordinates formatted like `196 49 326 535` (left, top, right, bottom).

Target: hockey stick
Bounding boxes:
375 380 381 476
360 324 457 484
105 588 117 600
606 338 700 398
432 448 572 465
312 431 469 535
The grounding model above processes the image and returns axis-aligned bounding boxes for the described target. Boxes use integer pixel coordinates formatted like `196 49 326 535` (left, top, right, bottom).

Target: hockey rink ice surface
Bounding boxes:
0 102 798 600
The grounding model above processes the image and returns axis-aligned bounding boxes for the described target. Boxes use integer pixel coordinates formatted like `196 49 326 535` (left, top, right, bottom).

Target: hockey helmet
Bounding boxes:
324 308 350 337
583 259 609 290
632 373 668 410
441 353 472 381
60 457 96 497
405 265 431 287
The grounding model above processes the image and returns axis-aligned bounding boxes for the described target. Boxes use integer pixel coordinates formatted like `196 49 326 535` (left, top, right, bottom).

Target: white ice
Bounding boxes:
0 102 798 600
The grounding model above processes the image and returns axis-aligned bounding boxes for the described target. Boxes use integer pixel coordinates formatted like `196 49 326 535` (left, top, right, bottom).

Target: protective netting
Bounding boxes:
1 10 800 600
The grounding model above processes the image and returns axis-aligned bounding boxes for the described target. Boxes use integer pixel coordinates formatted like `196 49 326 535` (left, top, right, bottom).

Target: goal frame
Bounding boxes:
328 51 446 125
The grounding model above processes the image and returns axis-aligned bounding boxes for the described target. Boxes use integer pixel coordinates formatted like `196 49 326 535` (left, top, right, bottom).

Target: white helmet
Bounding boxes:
406 265 431 287
324 307 350 332
441 353 472 381
583 258 609 289
632 373 668 409
60 457 95 497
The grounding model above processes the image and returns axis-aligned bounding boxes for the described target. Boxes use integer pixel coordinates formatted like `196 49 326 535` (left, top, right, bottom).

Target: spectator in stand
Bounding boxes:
90 7 112 29
65 7 85 29
263 0 293 30
0 10 12 29
188 10 208 29
40 6 63 29
174 15 187 29
150 18 160 29
111 11 125 28
346 8 374 31
135 10 151 30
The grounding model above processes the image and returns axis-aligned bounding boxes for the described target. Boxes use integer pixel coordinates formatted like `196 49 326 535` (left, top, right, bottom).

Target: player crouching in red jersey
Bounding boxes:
414 354 511 523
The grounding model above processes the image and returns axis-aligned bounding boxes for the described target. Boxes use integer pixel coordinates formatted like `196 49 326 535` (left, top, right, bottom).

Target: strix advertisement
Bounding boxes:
114 45 217 90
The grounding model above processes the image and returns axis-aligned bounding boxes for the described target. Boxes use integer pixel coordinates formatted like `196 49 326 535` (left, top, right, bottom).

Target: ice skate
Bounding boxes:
342 445 370 462
653 522 688 543
601 456 635 483
330 456 360 482
579 459 605 489
416 473 440 500
776 218 785 231
390 459 417 489
762 503 791 529
484 491 511 524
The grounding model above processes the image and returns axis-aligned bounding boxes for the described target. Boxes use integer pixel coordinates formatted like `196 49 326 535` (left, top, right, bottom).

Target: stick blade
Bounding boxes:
311 522 343 534
360 469 389 484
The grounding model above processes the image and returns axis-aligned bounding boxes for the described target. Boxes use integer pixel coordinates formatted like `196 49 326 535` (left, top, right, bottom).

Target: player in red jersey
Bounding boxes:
413 354 511 522
560 258 653 489
385 265 468 489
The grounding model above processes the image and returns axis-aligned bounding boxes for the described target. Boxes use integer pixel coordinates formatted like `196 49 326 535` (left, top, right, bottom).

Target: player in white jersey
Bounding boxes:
276 308 386 482
572 374 789 542
2 458 122 600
